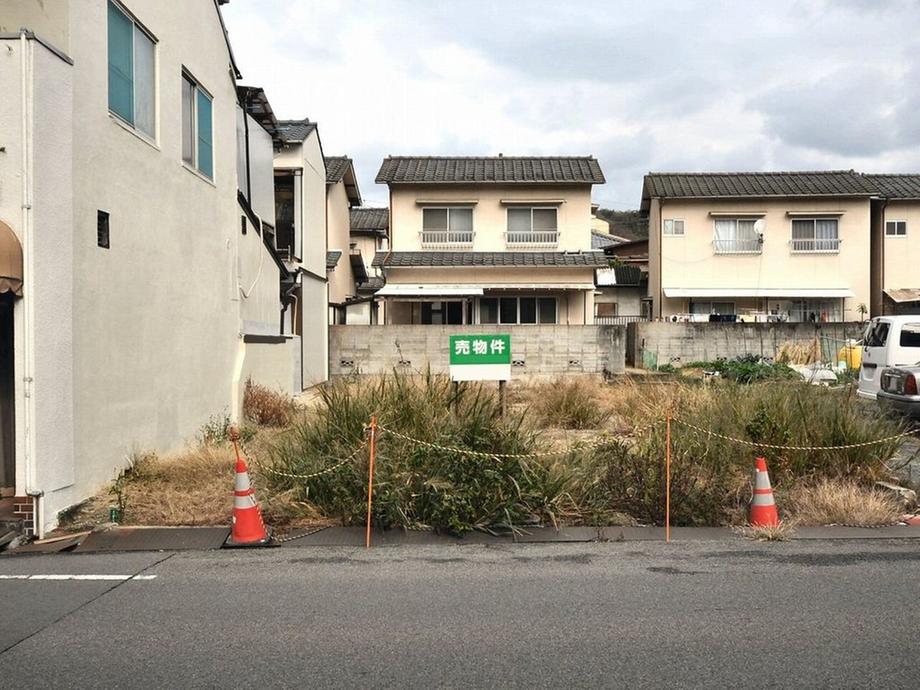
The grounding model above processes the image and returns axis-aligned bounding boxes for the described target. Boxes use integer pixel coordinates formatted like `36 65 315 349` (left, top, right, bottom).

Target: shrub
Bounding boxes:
243 379 297 427
682 355 798 384
265 372 571 534
529 378 611 430
785 479 902 526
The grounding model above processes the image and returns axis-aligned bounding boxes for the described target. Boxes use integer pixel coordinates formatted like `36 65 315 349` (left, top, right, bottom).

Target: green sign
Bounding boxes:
449 334 511 365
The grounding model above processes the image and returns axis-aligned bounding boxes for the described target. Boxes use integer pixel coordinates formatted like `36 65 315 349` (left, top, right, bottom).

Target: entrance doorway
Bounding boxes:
0 294 13 498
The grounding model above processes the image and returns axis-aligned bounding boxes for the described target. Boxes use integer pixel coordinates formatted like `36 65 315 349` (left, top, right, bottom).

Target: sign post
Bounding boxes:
449 334 511 382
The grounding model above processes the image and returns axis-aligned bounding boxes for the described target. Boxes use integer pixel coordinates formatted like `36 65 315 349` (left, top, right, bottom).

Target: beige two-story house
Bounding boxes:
373 156 608 326
643 172 878 322
866 174 920 315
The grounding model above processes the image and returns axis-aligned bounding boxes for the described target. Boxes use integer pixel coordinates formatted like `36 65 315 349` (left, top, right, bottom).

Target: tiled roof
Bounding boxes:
276 119 316 143
591 230 621 250
324 156 351 184
357 276 385 291
643 171 877 200
350 207 389 234
863 174 920 199
372 251 609 268
376 157 605 185
326 250 342 270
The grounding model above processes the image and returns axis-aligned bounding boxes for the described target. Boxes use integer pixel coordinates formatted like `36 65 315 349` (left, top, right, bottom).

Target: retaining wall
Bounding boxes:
628 321 865 368
330 325 626 378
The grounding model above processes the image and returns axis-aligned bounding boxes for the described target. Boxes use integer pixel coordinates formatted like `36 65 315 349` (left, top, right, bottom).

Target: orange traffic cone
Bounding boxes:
226 427 271 547
749 456 779 527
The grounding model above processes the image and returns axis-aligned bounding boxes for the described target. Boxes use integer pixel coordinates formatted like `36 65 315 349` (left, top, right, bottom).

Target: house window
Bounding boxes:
595 303 618 317
663 219 684 236
421 301 463 325
791 218 839 252
506 208 558 245
181 72 213 178
713 218 761 253
886 220 907 237
97 210 110 249
421 208 473 246
480 297 557 324
690 301 735 315
107 1 156 138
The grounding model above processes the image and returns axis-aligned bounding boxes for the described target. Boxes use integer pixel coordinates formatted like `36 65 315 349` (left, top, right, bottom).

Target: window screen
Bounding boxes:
480 298 498 324
538 298 557 324
107 3 134 124
422 208 448 231
181 76 195 165
519 297 537 324
196 88 213 178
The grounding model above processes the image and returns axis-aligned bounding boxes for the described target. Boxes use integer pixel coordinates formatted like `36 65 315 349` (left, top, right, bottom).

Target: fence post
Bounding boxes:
365 415 378 549
665 415 671 544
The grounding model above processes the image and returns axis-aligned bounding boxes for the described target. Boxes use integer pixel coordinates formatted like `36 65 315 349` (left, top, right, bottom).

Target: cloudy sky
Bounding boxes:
223 0 920 209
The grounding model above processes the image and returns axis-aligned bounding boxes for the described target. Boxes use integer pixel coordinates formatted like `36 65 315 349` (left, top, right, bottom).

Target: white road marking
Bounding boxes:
0 574 157 581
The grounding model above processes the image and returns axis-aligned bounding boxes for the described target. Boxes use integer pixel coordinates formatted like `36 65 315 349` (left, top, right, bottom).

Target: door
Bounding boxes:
0 295 13 495
859 318 891 399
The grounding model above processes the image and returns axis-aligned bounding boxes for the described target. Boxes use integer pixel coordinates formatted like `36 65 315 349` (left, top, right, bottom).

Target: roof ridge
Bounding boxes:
380 155 599 160
647 170 859 176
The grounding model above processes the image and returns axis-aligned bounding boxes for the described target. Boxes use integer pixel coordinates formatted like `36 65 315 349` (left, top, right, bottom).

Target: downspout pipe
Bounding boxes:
20 31 40 536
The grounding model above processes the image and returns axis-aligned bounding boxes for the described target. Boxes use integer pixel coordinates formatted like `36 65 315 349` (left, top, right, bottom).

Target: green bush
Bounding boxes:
266 372 568 534
682 355 798 384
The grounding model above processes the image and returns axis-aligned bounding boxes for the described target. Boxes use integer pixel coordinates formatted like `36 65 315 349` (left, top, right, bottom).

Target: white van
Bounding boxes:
858 316 920 399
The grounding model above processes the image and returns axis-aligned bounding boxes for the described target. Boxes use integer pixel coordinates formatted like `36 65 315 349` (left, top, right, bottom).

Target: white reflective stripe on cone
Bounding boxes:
234 471 252 493
752 492 776 506
234 493 259 509
754 470 773 491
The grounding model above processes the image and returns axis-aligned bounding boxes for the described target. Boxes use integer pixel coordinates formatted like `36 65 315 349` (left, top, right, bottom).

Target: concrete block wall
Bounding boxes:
629 321 865 368
330 325 626 378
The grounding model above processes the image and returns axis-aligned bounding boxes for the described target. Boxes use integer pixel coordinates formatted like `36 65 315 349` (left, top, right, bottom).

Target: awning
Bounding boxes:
0 221 23 296
377 285 485 297
377 283 596 297
884 288 920 304
663 288 854 298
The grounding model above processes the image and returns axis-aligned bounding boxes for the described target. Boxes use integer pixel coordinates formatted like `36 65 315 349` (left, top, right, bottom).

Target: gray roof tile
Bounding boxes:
643 171 876 200
591 230 621 250
373 251 609 268
326 250 342 270
276 119 316 143
863 174 920 199
376 157 605 185
324 156 351 184
350 207 389 234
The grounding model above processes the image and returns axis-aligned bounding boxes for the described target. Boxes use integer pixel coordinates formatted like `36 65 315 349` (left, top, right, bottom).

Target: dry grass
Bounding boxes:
516 377 612 430
60 429 329 532
776 340 821 365
243 379 297 427
736 520 797 541
785 479 902 526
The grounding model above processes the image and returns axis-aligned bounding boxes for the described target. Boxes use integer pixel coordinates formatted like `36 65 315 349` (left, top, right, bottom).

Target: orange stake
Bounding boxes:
665 415 671 544
365 416 378 548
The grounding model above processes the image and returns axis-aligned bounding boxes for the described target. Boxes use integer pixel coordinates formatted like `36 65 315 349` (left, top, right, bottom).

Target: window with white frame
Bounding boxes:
421 208 473 245
713 218 761 253
181 72 213 178
791 218 839 252
886 220 907 237
690 301 735 315
107 1 156 138
479 296 557 324
506 208 558 245
663 219 684 236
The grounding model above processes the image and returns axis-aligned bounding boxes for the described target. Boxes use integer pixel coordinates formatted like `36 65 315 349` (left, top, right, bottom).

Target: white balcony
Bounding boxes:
419 230 474 248
790 238 841 253
505 230 559 248
713 238 762 254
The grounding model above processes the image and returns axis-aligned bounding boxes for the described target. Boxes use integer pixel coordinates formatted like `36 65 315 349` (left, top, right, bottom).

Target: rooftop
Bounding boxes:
863 174 920 199
642 171 877 206
373 251 609 268
376 156 605 185
591 230 622 250
276 119 317 143
350 207 389 234
324 156 362 205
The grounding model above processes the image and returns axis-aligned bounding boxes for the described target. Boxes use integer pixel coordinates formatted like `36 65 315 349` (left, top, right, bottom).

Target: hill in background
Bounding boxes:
595 209 648 240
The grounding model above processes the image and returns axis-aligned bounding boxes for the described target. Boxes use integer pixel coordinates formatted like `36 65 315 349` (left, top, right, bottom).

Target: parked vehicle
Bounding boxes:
877 366 920 420
857 316 920 400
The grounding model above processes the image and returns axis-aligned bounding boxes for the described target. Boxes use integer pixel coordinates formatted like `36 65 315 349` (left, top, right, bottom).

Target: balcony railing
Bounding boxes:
594 314 649 325
420 230 474 248
713 238 762 254
790 238 841 253
505 230 559 247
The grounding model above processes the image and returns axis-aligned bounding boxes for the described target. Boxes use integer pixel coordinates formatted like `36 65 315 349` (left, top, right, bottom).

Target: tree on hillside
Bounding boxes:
595 209 648 240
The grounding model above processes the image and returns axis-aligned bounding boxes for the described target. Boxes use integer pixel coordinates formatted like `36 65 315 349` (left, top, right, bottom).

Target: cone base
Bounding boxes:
224 531 273 548
749 507 780 528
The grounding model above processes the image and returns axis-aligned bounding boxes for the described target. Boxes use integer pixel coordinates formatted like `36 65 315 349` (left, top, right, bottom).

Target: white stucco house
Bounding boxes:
0 0 312 534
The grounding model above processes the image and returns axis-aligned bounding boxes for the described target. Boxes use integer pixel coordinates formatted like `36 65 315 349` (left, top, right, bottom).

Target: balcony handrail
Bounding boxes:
790 237 842 252
713 237 762 254
505 229 559 246
419 229 475 247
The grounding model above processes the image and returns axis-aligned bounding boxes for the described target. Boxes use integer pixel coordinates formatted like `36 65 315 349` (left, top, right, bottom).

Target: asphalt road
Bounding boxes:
2 540 920 688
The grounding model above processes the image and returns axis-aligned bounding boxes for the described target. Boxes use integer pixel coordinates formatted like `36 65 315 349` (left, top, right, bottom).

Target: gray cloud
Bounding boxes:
223 0 920 210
